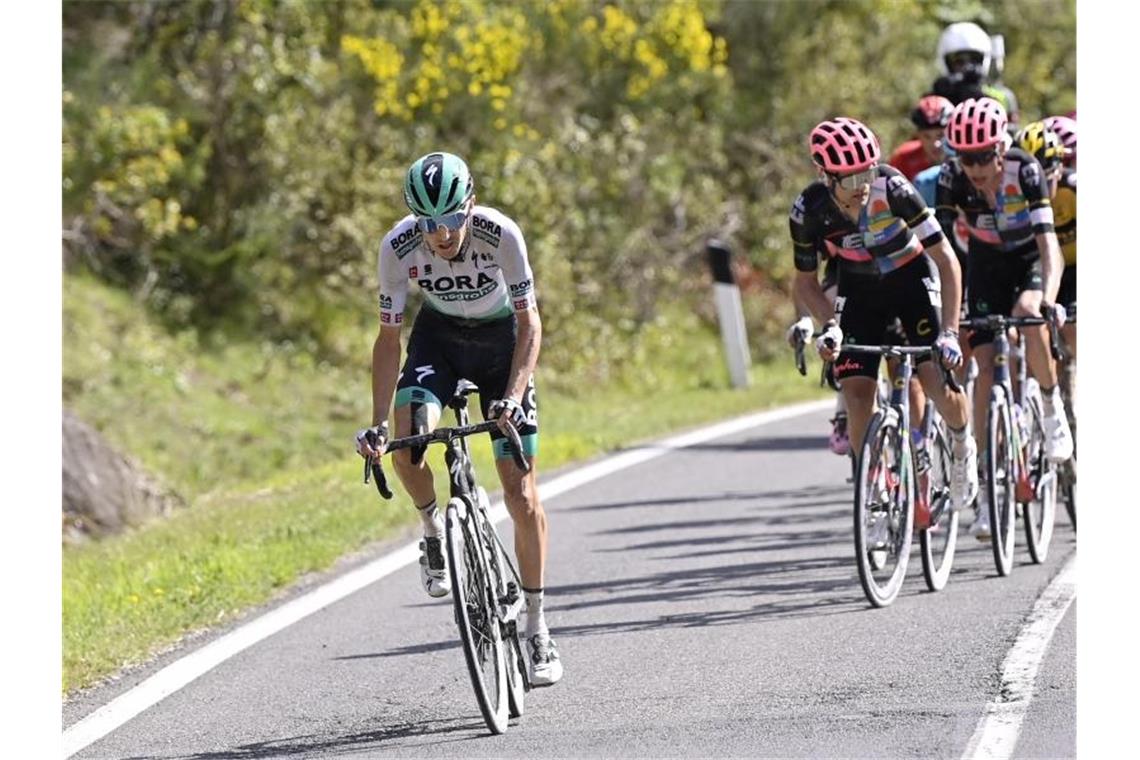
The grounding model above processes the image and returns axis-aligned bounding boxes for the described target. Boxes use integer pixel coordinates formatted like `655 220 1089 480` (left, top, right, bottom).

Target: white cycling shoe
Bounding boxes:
950 437 979 511
419 536 451 598
971 488 992 541
526 632 563 687
1044 410 1074 462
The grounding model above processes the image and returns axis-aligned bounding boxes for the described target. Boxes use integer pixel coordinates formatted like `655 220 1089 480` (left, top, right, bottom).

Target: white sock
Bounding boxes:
418 499 442 538
949 424 971 456
1041 385 1062 418
524 587 547 638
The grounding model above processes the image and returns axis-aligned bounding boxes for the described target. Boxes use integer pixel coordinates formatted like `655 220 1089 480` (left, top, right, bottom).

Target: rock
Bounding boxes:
62 409 185 543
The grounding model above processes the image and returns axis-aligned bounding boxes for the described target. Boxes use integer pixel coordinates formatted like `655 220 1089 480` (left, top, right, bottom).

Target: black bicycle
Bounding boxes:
959 313 1064 575
364 380 531 734
839 344 962 607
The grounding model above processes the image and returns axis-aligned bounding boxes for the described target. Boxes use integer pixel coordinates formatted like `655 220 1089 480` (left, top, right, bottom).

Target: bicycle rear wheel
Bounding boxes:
920 413 959 592
853 411 915 607
1022 391 1057 564
986 391 1017 577
445 497 509 734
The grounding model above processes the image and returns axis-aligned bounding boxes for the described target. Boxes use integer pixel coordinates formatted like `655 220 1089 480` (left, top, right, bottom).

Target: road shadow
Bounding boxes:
569 482 850 513
683 434 828 453
162 714 491 759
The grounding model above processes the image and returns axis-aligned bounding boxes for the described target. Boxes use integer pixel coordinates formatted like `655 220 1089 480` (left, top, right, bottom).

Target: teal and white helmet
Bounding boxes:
403 152 474 217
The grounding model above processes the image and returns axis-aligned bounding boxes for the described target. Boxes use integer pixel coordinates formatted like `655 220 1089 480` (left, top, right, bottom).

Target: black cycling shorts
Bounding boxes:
395 307 538 459
833 255 942 382
966 250 1043 348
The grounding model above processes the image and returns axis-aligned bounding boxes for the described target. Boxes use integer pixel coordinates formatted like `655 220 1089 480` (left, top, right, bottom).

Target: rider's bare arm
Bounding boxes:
371 325 403 428
792 270 834 328
1035 229 1064 305
924 236 963 335
504 306 541 403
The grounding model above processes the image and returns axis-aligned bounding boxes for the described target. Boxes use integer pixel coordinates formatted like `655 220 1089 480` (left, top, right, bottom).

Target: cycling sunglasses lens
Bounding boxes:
836 167 876 190
416 211 467 233
959 150 996 167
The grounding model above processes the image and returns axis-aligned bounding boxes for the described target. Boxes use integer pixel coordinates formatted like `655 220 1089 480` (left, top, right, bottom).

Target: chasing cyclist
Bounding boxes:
889 95 955 181
789 117 978 528
354 152 562 685
1016 120 1076 429
935 99 1073 539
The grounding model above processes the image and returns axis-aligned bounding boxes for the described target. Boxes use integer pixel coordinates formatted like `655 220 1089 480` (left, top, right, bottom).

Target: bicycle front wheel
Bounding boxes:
919 413 959 592
445 497 509 734
854 411 915 608
987 391 1017 577
1060 457 1077 532
1022 391 1057 564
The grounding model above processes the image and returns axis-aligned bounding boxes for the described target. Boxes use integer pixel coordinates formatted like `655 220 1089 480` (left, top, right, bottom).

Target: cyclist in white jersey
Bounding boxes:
355 152 562 686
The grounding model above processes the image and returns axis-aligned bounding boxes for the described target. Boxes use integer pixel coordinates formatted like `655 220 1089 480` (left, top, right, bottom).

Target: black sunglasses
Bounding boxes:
958 149 998 167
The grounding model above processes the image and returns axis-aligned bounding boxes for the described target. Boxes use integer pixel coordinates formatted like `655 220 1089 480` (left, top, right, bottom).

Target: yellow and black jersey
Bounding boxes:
1053 168 1076 266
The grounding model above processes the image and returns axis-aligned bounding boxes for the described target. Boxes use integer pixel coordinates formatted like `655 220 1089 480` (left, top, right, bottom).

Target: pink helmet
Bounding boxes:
911 95 954 130
946 97 1008 151
809 117 881 173
1043 115 1077 163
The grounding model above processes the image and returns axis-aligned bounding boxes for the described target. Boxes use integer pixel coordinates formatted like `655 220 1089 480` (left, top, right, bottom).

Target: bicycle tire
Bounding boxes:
853 411 915 608
986 390 1017 577
1022 390 1056 564
919 412 959 592
445 497 509 734
1060 458 1077 532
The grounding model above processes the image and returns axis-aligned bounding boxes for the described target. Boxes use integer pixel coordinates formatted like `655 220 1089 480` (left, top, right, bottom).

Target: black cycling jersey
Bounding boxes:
935 147 1054 258
791 164 945 279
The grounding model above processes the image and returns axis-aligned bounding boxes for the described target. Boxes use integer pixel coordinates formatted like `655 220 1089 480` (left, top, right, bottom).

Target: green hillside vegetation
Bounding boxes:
62 0 1075 693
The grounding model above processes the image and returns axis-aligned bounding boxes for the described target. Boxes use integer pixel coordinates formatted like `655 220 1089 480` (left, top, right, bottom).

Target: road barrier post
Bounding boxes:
706 239 751 389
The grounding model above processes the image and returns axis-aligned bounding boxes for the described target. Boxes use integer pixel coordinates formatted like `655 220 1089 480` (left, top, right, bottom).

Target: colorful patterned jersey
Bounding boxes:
790 165 945 278
935 147 1054 256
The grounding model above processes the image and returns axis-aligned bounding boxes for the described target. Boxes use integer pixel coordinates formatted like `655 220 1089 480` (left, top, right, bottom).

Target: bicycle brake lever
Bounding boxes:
370 459 393 499
504 422 531 474
943 365 962 394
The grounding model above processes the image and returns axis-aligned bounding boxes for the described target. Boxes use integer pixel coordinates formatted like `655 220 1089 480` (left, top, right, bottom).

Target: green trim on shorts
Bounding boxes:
493 433 538 460
394 386 443 411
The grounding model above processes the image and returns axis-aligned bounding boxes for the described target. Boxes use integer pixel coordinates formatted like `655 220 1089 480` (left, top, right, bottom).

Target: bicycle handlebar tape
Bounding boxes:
410 402 428 466
505 424 531 474
706 239 751 388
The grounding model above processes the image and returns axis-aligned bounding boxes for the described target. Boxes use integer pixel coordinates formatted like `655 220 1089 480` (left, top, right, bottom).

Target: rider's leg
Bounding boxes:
494 457 547 617
1014 291 1073 460
969 343 997 451
391 401 443 524
1061 322 1076 420
917 363 969 430
842 377 879 455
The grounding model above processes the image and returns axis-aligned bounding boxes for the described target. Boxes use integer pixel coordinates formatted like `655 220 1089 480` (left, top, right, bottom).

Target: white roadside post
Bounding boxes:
707 239 751 389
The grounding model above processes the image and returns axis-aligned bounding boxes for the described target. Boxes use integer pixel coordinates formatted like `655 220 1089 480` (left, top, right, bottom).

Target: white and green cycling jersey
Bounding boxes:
377 205 536 325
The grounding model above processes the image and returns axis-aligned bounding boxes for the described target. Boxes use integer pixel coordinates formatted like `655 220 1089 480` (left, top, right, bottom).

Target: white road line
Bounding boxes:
961 555 1077 760
63 398 832 757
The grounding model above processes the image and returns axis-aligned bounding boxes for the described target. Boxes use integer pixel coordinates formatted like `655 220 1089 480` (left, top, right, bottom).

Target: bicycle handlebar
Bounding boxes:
833 343 962 394
362 419 530 500
959 313 1064 362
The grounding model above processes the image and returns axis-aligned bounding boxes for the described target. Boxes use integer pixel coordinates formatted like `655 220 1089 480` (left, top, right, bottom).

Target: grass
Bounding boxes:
63 276 828 693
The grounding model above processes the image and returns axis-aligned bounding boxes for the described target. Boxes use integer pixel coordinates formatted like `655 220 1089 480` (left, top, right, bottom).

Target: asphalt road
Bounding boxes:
65 405 1076 759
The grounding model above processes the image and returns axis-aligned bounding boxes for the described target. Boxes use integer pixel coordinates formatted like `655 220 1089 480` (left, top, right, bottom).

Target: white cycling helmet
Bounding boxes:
937 21 993 76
